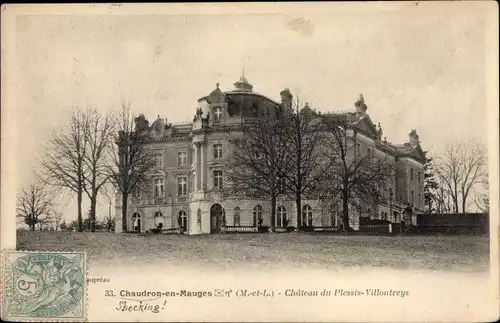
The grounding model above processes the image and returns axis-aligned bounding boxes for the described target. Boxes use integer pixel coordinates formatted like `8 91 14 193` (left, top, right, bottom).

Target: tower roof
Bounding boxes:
233 69 253 92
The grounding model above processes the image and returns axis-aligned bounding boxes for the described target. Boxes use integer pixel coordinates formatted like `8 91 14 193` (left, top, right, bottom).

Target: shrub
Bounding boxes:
258 225 270 233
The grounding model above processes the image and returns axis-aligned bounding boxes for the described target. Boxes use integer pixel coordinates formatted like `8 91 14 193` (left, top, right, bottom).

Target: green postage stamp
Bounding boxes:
1 251 87 322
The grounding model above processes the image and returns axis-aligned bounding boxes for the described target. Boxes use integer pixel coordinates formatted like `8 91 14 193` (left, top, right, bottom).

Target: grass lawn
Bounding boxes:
17 231 489 272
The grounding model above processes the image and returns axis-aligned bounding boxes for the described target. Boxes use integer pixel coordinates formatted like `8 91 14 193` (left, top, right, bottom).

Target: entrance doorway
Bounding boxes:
210 204 223 233
131 213 142 233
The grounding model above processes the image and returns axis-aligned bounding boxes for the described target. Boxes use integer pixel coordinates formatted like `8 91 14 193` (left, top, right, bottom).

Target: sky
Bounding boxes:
10 2 493 223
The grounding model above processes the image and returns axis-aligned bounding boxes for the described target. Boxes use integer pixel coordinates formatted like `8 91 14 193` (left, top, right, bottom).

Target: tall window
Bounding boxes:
153 153 163 168
213 170 223 189
367 147 371 157
253 205 263 227
178 152 187 166
213 144 223 159
276 206 287 228
154 178 164 197
177 177 187 196
410 168 414 181
154 211 164 228
331 205 338 227
411 190 414 204
357 143 361 155
178 210 187 229
233 207 240 226
302 205 313 227
418 193 421 208
418 171 422 183
214 107 222 122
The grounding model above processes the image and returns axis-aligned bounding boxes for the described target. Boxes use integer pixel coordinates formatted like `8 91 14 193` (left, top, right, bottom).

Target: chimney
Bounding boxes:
409 129 420 146
280 88 293 110
354 93 368 117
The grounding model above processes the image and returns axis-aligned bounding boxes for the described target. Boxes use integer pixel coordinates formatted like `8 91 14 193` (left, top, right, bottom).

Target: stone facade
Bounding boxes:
115 76 426 234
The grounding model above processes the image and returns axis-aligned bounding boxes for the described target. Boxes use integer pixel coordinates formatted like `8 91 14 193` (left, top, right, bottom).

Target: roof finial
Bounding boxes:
216 82 219 89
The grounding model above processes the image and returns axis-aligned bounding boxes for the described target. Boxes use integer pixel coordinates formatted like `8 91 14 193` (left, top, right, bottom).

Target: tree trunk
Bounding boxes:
122 193 128 232
30 223 35 231
295 193 302 230
77 189 83 232
90 194 98 232
342 190 350 231
270 193 276 232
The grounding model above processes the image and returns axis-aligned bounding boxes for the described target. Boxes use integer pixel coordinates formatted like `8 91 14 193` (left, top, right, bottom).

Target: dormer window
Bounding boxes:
214 107 222 122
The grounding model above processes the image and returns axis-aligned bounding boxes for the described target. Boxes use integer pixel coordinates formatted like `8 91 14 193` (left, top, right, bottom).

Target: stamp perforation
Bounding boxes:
1 250 88 322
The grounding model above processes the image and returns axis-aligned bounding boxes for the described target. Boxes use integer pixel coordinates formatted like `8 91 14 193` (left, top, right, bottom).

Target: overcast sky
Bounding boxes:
11 2 493 223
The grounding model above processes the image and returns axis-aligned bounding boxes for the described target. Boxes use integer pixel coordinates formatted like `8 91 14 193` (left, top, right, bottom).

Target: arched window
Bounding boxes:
131 212 142 232
234 207 240 226
302 205 313 227
331 204 338 227
178 210 187 229
277 206 287 228
153 211 164 229
253 205 263 227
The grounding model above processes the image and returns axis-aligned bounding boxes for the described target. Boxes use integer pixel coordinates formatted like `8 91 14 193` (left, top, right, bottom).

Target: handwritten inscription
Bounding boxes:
116 300 166 314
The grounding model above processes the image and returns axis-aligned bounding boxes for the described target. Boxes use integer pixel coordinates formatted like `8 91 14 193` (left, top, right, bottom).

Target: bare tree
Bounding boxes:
101 183 116 232
49 211 63 231
225 109 290 232
39 107 89 232
109 103 155 232
281 96 326 229
82 108 115 232
436 140 486 213
319 115 395 231
433 184 452 213
17 183 55 231
473 177 489 213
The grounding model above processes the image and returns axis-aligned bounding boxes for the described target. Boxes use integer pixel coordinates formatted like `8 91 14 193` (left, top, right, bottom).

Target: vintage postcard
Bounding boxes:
1 2 499 322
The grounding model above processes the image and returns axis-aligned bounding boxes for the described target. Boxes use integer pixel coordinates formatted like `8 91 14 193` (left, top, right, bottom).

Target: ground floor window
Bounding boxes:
253 205 263 226
302 205 313 226
153 211 164 229
233 207 240 226
178 210 187 229
331 204 338 227
276 206 287 228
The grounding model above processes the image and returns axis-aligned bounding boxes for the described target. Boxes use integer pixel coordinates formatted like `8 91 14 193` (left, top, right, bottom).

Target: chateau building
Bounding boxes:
115 75 426 234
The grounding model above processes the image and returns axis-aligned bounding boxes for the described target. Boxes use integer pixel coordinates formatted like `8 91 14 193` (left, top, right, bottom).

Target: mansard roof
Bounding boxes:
394 143 426 163
352 115 379 139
